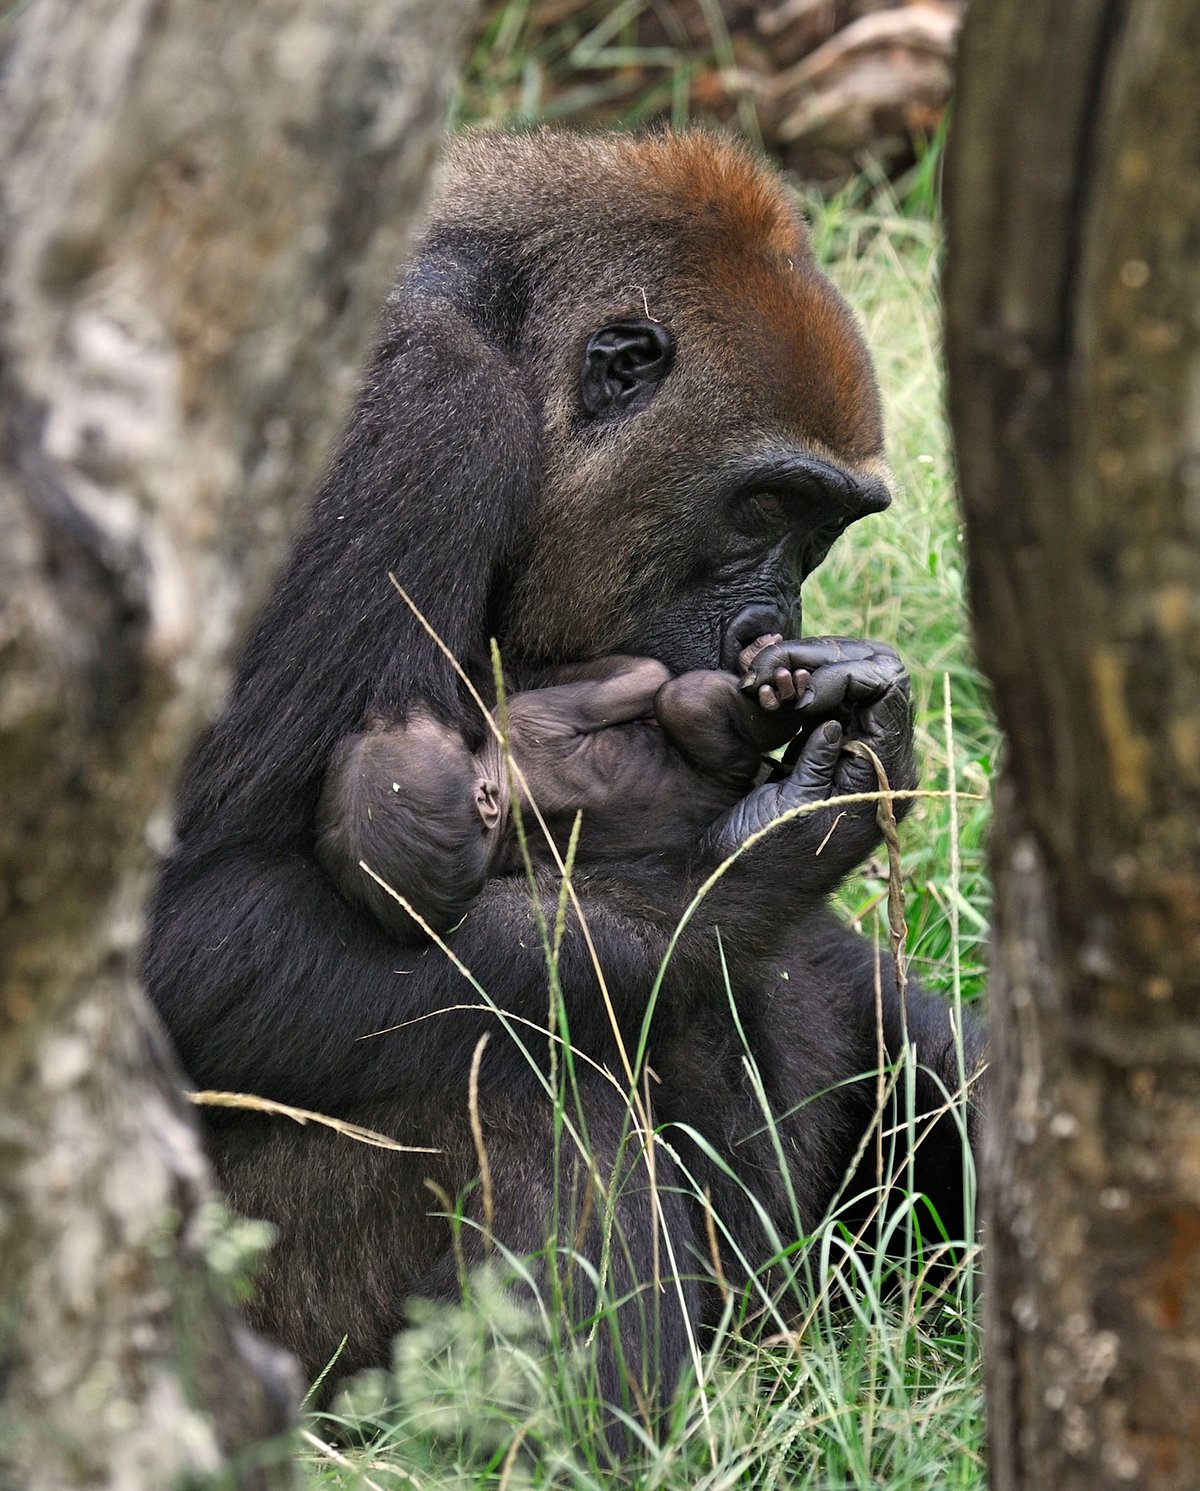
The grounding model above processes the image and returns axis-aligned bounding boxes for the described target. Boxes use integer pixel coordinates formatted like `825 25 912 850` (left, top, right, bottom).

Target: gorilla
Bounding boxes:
144 127 983 1428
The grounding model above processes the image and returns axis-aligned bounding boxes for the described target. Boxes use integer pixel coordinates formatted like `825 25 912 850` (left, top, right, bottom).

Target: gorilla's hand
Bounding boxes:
703 638 915 893
740 636 905 720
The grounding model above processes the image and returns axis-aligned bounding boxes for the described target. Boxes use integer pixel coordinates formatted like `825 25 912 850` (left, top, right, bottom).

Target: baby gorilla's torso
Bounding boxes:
494 708 748 867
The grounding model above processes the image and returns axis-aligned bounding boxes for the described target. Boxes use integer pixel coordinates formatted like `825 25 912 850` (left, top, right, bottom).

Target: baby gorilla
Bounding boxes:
316 639 896 941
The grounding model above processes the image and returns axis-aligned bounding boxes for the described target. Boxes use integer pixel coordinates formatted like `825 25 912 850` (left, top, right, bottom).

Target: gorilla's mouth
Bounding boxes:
721 601 797 672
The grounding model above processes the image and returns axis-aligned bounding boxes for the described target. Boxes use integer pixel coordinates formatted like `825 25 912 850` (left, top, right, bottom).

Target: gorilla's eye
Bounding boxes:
731 490 790 539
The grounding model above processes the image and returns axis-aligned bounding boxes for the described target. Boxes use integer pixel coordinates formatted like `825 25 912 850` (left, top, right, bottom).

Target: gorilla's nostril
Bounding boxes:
722 602 795 672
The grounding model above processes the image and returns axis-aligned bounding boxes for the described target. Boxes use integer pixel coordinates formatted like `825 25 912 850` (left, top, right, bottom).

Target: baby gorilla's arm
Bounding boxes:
506 657 671 737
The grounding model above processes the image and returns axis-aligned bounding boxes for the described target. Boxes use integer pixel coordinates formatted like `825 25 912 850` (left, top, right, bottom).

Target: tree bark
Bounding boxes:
945 3 1200 1488
0 2 475 1486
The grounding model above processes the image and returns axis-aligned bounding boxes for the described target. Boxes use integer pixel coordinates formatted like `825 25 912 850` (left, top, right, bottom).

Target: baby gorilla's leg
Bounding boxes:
509 657 671 737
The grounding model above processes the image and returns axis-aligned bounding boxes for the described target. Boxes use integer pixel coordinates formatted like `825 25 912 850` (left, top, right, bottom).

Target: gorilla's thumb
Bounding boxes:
782 720 843 804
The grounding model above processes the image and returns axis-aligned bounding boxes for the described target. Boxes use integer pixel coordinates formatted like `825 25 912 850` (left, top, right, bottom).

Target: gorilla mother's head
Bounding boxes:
400 129 891 686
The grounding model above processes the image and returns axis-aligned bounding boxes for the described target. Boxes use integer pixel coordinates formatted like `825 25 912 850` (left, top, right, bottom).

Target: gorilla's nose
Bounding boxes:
722 602 796 672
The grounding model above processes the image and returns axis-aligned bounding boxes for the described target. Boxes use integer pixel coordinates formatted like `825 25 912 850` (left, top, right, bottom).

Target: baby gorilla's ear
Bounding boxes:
474 777 502 831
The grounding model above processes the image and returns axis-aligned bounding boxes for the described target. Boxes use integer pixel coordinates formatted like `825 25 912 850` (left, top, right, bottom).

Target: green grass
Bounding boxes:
304 1273 984 1488
805 179 995 1011
296 174 995 1488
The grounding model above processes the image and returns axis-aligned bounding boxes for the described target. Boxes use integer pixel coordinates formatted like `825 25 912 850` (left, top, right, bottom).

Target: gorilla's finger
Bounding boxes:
793 660 897 716
855 678 913 744
844 670 912 745
778 720 844 808
834 737 887 796
836 680 917 800
747 671 810 720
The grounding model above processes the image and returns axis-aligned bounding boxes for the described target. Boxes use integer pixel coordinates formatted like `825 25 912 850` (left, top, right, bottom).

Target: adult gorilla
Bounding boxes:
144 129 982 1414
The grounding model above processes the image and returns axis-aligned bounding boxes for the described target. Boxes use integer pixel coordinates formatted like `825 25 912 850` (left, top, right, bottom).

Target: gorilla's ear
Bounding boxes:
580 319 675 420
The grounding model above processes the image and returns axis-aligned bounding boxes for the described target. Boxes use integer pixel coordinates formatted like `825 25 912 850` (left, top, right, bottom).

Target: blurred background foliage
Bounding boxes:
457 0 962 186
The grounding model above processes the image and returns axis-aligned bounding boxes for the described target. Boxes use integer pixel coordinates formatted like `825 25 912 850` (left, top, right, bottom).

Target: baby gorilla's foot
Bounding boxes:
739 637 903 718
734 632 782 676
703 637 915 886
737 635 811 712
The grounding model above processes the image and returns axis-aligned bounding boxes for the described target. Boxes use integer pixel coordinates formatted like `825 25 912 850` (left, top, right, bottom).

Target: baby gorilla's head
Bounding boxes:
315 710 505 936
371 714 502 912
396 713 497 826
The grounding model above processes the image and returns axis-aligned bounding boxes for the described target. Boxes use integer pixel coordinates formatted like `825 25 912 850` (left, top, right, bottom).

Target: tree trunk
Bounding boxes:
945 3 1200 1488
0 3 475 1486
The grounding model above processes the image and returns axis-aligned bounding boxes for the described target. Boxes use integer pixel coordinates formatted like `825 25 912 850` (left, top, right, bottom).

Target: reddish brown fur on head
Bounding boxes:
424 128 888 673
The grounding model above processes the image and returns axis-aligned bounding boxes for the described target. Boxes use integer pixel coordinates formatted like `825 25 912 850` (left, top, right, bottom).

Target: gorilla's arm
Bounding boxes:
145 853 674 1110
832 914 986 1248
147 283 635 1106
169 287 539 849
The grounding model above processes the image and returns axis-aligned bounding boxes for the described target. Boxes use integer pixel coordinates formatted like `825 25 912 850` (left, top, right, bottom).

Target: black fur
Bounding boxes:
143 128 983 1429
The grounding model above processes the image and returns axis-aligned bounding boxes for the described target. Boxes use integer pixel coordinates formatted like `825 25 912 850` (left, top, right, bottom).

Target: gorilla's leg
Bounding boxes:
208 1078 703 1430
411 1077 704 1431
844 959 985 1264
654 976 867 1317
654 918 982 1307
210 1113 453 1387
778 918 985 1263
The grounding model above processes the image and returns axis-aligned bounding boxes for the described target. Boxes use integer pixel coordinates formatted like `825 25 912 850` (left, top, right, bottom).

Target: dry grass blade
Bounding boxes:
355 992 627 1098
468 1032 495 1246
497 1423 531 1490
703 1185 731 1308
298 1428 410 1489
186 1091 439 1153
843 737 907 1005
386 575 651 1127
